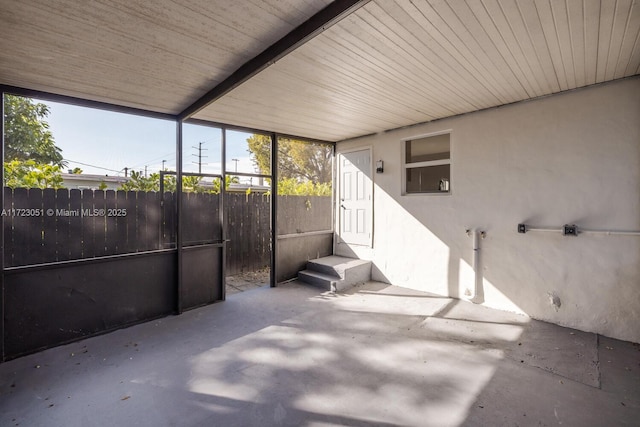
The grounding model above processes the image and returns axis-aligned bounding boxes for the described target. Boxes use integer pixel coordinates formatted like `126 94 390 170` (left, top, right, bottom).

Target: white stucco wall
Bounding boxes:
335 77 640 343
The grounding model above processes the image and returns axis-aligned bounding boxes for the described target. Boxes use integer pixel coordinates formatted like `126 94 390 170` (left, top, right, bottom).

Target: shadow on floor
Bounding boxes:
0 281 638 427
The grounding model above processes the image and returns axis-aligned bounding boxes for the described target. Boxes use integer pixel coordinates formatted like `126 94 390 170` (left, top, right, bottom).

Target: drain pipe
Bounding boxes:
466 229 486 302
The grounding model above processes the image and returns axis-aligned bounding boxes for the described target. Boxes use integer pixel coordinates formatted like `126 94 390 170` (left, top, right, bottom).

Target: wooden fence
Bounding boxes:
3 188 171 267
276 195 332 235
3 188 331 275
226 193 270 274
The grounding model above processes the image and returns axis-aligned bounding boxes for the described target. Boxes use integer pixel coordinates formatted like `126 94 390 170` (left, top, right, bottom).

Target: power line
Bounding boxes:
127 151 175 169
64 159 122 174
127 138 218 171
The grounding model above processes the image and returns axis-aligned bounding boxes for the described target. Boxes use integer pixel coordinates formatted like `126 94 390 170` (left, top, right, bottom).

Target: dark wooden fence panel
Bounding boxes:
3 188 332 277
225 192 271 275
56 189 71 261
162 192 175 248
92 190 107 258
13 188 32 266
104 190 117 256
81 190 95 259
42 189 57 262
26 188 45 264
142 192 160 252
255 194 270 270
115 191 129 253
277 195 332 235
4 187 13 268
126 191 138 253
69 189 83 259
182 192 221 246
3 188 166 267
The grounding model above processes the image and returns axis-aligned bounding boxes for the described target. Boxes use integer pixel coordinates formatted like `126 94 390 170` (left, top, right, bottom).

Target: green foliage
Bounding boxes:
98 181 108 190
3 95 66 189
247 134 271 176
72 167 83 174
207 175 239 193
119 171 160 192
3 94 65 166
276 177 331 196
182 175 205 193
118 172 239 194
4 159 64 189
119 171 179 192
246 134 333 196
246 135 332 183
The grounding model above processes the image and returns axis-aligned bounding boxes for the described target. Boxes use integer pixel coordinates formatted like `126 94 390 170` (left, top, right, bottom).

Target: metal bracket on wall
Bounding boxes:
466 229 486 239
517 223 640 237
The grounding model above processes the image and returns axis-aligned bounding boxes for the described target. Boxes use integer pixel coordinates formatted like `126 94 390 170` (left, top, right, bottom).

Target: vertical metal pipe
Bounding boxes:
472 230 480 300
270 132 278 287
176 121 183 314
220 128 227 300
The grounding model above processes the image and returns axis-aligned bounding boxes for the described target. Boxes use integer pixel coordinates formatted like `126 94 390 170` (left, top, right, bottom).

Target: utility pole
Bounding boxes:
144 165 148 177
192 141 208 174
124 167 129 177
162 160 166 171
232 158 239 172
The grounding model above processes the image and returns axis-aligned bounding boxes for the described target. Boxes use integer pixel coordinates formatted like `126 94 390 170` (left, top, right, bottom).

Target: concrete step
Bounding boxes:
298 256 371 292
307 255 371 279
297 270 339 292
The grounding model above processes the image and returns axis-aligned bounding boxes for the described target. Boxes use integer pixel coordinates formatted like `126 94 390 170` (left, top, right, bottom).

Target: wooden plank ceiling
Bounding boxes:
1 0 639 142
0 0 333 113
195 0 640 141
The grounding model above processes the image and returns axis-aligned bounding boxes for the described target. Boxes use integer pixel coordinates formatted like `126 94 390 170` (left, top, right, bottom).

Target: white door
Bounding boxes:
339 149 372 246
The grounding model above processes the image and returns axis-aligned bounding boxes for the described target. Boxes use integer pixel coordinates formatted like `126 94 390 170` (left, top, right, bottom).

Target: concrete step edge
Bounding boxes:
298 270 341 289
307 258 371 279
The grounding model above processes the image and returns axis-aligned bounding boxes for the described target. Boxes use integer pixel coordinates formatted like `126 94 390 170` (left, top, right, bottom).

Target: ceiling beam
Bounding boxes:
1 84 177 121
178 0 371 121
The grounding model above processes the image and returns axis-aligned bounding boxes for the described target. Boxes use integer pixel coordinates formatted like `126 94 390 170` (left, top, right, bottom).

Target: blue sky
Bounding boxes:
43 100 262 178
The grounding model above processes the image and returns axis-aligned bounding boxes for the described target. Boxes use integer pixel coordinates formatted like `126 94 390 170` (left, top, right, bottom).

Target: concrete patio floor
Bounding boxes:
0 281 638 427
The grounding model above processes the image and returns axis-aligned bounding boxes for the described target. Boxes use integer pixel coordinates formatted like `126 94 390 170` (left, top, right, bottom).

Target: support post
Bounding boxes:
176 122 183 314
270 133 278 287
221 129 227 300
1 90 4 361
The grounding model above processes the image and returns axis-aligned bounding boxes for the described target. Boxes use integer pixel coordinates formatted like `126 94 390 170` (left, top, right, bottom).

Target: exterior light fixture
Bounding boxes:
376 160 384 173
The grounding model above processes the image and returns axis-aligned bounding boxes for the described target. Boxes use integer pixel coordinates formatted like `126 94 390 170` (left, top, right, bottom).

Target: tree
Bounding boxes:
119 171 159 192
182 175 203 193
246 135 332 183
119 171 180 192
4 159 64 189
118 171 238 194
3 94 64 166
211 175 239 193
71 167 83 174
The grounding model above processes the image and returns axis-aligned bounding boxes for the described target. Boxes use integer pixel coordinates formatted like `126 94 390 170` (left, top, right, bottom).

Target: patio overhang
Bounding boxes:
0 0 637 141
